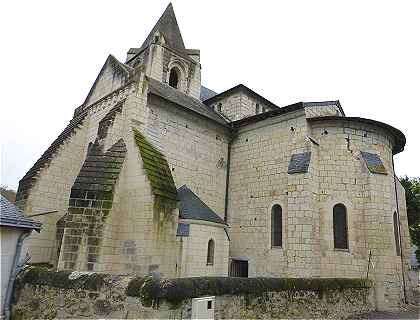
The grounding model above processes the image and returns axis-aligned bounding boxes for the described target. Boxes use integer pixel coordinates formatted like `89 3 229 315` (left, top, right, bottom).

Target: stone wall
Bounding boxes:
210 91 274 121
228 109 310 277
147 94 230 218
177 222 229 277
147 44 201 100
227 110 413 308
12 268 374 319
85 57 129 106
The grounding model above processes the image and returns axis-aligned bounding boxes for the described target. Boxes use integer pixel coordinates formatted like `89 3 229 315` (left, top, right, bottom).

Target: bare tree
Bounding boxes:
0 185 17 202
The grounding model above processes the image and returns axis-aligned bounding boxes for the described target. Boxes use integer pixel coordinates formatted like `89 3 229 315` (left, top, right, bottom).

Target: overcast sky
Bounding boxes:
1 0 419 190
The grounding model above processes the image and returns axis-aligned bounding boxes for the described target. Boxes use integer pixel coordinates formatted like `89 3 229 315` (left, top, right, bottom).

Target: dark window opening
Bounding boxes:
207 301 212 309
333 204 348 249
255 103 260 114
230 260 248 277
271 204 282 247
207 239 215 265
169 68 179 88
393 212 401 256
217 103 222 113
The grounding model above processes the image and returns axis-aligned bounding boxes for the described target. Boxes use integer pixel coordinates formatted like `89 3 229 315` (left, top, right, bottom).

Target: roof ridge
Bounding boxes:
138 3 186 54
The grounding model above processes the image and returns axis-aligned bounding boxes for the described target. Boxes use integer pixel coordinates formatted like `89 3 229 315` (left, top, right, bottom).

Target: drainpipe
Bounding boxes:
3 230 31 320
224 134 236 223
391 156 407 304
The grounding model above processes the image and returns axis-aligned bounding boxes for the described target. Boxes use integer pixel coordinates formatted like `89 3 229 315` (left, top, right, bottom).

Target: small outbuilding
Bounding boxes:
1 196 41 319
176 185 229 277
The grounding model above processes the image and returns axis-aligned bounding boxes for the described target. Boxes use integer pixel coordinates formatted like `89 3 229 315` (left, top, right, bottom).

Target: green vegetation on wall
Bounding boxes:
132 127 178 210
126 276 372 306
400 176 420 264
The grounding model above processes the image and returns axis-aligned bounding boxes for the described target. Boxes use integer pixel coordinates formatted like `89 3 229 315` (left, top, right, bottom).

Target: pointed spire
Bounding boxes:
139 3 186 53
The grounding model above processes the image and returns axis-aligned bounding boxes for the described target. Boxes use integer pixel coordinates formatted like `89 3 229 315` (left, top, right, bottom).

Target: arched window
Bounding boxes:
393 212 401 256
333 204 348 249
207 239 215 265
169 68 179 88
271 204 282 247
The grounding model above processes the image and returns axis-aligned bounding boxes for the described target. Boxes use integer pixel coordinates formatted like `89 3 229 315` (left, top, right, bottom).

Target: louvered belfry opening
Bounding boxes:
271 204 282 247
169 68 179 88
333 204 348 250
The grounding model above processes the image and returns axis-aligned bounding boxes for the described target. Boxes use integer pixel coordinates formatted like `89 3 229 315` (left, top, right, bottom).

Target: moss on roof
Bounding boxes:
133 128 178 202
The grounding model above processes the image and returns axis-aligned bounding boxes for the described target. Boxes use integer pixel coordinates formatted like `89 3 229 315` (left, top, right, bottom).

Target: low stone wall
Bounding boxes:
12 267 374 319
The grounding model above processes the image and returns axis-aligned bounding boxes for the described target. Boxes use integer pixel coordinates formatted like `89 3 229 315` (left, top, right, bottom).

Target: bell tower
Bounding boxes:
125 3 202 99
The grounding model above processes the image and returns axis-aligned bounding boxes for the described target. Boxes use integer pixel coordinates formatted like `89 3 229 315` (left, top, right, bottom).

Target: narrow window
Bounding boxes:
255 103 260 114
169 68 179 88
207 239 215 265
217 103 222 113
393 212 401 256
271 204 282 247
333 204 348 249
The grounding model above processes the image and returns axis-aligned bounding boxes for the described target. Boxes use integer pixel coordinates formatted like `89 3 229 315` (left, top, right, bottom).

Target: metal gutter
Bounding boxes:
224 134 237 223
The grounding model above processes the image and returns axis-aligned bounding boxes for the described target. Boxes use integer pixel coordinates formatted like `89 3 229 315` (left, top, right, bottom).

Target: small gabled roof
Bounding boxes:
202 84 280 110
139 3 186 54
0 196 41 231
178 185 227 225
200 86 218 102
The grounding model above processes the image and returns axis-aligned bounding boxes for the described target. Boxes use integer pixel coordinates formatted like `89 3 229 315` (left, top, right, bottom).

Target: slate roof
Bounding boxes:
133 128 178 201
200 86 218 102
0 196 41 230
139 3 186 55
288 152 311 174
147 77 228 126
72 139 127 192
303 101 345 116
178 185 227 225
176 223 190 237
360 152 387 174
202 84 280 111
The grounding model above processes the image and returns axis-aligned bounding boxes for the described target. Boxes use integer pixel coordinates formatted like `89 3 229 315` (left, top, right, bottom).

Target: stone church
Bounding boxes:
16 3 413 308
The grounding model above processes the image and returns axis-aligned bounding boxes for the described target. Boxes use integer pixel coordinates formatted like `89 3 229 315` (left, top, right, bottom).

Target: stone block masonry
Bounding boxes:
12 267 374 319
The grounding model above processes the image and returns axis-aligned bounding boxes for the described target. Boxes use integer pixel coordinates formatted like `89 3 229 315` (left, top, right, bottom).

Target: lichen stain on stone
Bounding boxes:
12 271 373 319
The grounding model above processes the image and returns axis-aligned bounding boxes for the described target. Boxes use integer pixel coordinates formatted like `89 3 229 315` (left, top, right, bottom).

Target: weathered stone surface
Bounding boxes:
12 271 374 319
14 3 413 311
